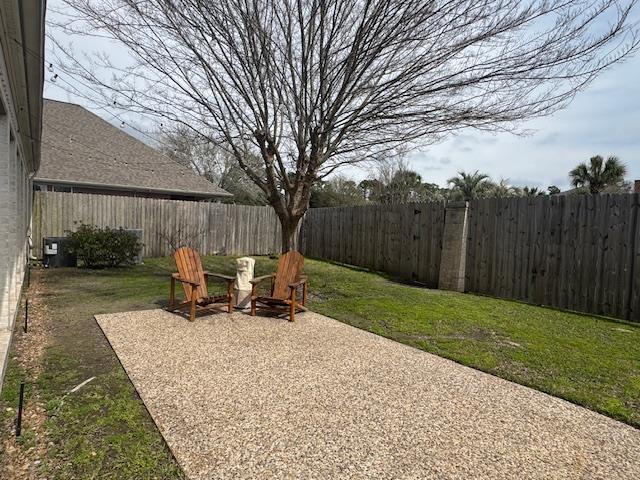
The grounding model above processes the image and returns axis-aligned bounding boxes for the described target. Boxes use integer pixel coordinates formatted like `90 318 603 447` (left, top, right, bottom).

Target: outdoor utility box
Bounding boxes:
43 236 76 268
124 228 144 264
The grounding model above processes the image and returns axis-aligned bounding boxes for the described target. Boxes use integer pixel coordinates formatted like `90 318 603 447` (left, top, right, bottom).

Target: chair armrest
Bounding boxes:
289 277 308 288
171 273 199 286
250 274 275 285
204 272 235 283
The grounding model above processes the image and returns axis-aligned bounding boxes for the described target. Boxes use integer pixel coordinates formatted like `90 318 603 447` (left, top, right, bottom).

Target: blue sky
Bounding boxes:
45 1 640 190
401 56 640 190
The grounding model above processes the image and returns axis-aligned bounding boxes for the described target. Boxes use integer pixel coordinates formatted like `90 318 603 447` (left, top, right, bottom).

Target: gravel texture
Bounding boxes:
96 309 640 479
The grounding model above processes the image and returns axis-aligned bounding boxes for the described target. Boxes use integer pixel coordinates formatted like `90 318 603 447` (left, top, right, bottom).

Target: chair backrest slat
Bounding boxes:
174 247 208 300
272 251 304 299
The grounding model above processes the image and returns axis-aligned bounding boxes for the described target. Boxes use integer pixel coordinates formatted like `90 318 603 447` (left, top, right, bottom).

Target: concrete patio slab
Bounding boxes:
96 309 640 479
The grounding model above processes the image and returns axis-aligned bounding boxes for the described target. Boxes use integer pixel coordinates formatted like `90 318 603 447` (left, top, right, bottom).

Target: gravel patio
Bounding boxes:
96 309 640 479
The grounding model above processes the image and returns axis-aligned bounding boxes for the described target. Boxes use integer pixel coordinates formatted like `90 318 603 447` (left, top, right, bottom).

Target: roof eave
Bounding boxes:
33 177 233 198
0 0 46 173
20 0 46 172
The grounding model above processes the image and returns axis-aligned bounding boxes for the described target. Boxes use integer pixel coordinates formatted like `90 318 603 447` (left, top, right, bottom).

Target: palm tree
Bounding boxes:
487 178 517 198
569 155 627 194
520 186 545 197
447 170 490 201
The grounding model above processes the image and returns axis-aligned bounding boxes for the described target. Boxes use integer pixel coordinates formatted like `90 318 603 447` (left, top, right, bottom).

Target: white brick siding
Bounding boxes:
0 114 30 332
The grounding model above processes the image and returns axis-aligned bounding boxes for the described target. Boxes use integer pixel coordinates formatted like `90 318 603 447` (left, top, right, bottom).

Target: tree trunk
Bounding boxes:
279 215 302 253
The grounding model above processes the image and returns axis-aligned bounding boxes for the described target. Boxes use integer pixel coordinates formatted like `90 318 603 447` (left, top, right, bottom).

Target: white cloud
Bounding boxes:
409 57 640 189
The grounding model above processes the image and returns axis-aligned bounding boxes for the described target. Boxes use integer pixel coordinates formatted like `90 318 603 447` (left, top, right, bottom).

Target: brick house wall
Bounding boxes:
0 0 45 388
0 115 31 331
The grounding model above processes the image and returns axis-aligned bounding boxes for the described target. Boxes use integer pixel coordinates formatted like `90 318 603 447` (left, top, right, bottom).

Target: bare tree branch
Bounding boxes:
50 0 639 250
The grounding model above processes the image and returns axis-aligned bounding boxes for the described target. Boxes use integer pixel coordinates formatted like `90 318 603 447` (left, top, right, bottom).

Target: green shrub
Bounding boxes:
67 224 142 268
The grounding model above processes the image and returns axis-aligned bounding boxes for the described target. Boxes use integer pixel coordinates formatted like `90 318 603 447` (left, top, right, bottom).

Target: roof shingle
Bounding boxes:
36 99 231 198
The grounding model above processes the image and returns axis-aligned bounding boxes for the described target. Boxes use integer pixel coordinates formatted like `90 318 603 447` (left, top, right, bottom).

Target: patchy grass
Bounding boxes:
1 255 638 478
0 267 185 479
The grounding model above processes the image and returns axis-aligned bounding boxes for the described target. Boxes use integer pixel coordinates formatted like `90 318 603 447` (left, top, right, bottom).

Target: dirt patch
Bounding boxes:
1 269 51 480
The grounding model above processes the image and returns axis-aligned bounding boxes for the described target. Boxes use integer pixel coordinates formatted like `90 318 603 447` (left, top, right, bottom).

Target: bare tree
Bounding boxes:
160 127 267 204
50 0 639 251
379 168 444 204
159 223 209 253
372 157 409 187
159 126 220 180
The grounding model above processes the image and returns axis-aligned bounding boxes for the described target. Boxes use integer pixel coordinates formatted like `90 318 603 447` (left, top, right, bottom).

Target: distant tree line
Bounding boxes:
309 156 631 207
160 132 631 207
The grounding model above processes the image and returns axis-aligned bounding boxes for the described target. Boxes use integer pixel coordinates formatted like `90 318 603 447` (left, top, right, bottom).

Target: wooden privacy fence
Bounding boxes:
300 203 446 287
465 194 640 322
301 195 640 322
32 191 282 258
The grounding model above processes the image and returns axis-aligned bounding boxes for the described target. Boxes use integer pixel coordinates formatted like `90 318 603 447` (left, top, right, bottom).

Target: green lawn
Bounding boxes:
1 255 639 477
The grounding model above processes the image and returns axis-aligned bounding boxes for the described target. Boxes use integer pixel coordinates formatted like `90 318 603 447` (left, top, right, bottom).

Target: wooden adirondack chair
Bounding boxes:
250 251 307 321
167 247 235 321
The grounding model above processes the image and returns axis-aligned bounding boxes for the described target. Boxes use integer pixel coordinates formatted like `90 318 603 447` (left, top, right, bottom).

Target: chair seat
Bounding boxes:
198 294 230 306
254 296 290 306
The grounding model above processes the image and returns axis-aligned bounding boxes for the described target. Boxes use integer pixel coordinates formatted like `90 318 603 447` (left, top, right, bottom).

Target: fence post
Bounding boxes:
438 201 469 292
